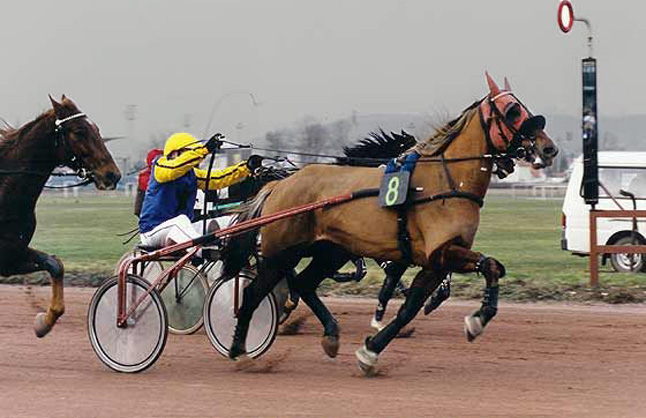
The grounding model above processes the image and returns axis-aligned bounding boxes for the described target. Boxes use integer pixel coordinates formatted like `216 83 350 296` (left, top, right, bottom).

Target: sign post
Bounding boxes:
581 57 598 206
558 0 597 207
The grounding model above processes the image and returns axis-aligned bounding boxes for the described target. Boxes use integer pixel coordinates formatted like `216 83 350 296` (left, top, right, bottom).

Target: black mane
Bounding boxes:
339 130 417 166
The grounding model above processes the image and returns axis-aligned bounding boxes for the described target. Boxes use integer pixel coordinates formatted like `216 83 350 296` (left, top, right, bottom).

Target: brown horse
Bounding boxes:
0 95 121 337
222 74 558 374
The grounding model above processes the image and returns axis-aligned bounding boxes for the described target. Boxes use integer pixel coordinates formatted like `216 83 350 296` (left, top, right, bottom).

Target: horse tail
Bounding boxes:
221 182 278 278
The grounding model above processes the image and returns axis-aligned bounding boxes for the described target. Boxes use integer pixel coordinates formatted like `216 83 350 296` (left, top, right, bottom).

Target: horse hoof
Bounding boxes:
34 313 53 338
321 335 339 358
370 316 385 332
355 344 379 377
463 314 483 342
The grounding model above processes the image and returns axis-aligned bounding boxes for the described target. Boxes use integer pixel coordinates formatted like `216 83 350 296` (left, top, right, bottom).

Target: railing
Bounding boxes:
589 209 646 286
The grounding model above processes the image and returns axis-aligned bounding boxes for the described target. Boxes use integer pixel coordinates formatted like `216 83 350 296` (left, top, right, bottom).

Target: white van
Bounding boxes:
562 151 646 272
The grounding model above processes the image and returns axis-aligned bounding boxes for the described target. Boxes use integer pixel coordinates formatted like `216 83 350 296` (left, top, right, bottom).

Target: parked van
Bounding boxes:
562 151 646 272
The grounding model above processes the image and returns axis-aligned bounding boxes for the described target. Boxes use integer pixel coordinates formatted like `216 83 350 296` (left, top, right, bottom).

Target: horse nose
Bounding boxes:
543 146 558 158
106 171 121 186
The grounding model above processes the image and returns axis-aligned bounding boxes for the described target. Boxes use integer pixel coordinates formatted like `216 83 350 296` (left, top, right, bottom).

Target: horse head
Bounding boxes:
49 95 121 190
480 73 558 169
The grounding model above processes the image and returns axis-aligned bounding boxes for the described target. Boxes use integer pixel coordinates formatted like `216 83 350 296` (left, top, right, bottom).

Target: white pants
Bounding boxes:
141 215 211 249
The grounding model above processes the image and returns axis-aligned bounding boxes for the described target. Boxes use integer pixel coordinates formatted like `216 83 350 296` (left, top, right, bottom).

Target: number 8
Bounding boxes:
385 176 400 206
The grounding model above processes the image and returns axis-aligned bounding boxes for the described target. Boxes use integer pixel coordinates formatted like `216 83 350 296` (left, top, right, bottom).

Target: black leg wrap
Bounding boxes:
375 263 407 321
479 286 499 325
475 255 506 280
424 275 451 315
368 286 425 354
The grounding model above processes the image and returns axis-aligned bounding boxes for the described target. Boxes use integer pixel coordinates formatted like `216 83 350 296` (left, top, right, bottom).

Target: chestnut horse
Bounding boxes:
0 96 121 337
222 74 558 374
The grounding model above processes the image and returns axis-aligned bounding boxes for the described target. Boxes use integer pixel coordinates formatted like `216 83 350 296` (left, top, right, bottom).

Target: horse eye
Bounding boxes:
504 103 521 125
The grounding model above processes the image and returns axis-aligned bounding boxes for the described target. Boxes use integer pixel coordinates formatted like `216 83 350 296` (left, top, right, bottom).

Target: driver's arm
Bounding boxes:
194 161 251 190
153 147 209 183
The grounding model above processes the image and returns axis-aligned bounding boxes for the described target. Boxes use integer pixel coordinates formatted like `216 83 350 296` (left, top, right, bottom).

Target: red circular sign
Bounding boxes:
558 0 574 33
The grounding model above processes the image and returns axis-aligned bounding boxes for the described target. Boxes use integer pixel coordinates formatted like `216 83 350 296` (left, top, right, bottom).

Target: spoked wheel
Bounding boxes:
203 269 278 359
87 275 168 373
161 265 209 335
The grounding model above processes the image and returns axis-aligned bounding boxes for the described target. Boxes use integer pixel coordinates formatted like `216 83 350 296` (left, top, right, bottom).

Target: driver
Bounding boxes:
139 132 262 252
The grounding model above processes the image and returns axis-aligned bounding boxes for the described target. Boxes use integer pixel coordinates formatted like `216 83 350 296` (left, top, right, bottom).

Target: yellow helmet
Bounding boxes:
163 133 200 156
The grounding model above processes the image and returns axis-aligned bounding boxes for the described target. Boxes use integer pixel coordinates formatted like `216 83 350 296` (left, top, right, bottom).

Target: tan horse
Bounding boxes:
222 74 558 374
0 96 121 337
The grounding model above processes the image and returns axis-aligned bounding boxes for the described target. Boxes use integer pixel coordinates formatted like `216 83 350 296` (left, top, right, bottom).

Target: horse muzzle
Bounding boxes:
94 170 121 190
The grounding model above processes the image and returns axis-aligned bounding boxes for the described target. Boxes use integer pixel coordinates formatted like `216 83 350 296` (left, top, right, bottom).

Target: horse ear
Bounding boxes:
504 77 512 91
61 94 68 102
485 71 500 96
49 94 64 117
49 94 60 107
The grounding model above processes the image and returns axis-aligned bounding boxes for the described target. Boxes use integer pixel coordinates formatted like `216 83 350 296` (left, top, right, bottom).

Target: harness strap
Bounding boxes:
348 187 484 265
441 153 458 192
411 190 484 208
396 206 413 263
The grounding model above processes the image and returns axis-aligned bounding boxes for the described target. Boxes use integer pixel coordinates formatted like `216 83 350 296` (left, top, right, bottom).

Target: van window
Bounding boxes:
599 168 646 199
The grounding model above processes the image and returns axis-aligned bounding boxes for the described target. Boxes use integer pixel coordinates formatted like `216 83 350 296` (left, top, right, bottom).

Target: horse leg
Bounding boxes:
290 244 353 358
356 268 444 374
423 273 452 315
229 250 299 360
441 244 505 342
372 261 408 330
2 248 65 337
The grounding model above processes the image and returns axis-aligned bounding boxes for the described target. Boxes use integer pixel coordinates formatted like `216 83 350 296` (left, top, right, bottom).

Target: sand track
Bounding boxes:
1 285 645 418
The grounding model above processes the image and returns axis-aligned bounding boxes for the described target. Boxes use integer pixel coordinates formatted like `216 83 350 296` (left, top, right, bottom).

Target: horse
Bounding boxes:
221 73 558 374
0 95 121 337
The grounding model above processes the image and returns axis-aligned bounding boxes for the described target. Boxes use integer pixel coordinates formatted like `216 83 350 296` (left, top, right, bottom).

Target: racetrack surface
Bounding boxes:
1 285 645 418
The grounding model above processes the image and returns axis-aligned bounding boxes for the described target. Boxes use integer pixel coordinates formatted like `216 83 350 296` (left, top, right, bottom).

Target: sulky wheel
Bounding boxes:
203 269 278 359
161 265 209 335
87 275 168 373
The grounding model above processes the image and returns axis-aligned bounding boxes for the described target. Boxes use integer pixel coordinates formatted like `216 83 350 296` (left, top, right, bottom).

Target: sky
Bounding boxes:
0 0 642 158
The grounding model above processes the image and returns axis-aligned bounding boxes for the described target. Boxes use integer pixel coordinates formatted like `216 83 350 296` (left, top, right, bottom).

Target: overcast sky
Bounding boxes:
0 0 641 157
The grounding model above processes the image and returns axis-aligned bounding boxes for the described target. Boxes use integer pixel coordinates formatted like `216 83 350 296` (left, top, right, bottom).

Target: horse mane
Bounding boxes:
340 130 417 166
0 110 54 152
411 99 482 157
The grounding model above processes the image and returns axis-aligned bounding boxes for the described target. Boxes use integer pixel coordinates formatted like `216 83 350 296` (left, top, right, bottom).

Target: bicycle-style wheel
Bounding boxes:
203 270 278 359
87 275 168 373
161 265 208 335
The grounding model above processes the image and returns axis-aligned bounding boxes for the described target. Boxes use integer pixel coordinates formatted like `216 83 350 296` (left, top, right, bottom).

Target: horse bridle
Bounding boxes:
480 91 546 162
53 112 93 182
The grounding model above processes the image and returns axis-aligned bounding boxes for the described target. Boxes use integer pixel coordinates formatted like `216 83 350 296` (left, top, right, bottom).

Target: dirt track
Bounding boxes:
1 285 645 418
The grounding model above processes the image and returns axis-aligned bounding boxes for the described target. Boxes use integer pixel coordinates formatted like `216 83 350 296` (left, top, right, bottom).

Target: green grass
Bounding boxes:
31 194 137 273
8 193 646 302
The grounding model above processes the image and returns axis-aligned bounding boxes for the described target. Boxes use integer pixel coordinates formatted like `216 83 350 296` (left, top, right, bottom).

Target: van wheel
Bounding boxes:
609 236 645 273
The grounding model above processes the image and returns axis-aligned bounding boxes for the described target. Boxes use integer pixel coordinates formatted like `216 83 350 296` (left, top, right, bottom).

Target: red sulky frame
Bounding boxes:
115 192 358 327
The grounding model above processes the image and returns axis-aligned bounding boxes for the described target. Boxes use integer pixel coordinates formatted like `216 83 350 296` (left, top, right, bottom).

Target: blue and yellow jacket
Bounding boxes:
139 147 250 233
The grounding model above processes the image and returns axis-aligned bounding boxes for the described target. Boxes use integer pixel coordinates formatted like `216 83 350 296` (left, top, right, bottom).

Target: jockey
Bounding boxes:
138 132 262 251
